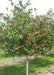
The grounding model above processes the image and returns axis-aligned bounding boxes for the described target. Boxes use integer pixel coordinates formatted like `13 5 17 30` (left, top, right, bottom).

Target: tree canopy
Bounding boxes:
0 0 54 56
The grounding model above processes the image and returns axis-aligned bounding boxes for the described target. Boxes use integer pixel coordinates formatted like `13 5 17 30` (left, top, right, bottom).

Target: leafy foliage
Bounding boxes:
0 0 54 56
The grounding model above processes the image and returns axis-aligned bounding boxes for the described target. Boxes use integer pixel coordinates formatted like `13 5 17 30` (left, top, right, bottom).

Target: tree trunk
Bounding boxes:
14 55 17 62
26 56 28 75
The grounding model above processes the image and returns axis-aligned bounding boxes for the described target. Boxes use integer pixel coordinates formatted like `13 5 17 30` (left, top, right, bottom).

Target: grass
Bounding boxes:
0 54 13 61
52 45 54 50
0 49 14 61
0 53 54 75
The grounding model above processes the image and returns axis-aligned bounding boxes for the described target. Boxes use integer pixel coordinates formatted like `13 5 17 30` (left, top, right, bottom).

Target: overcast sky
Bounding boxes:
0 0 54 15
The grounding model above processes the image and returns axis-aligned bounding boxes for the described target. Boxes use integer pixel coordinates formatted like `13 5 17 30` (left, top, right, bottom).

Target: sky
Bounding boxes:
0 0 54 16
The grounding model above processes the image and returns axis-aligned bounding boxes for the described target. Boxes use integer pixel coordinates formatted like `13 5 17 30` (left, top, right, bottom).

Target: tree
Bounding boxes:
0 0 54 75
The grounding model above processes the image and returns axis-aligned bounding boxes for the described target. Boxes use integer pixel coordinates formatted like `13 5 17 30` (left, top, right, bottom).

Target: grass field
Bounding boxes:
0 53 54 75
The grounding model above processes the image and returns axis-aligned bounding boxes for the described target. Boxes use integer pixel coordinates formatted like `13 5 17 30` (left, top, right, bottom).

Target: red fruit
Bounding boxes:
12 24 14 26
43 42 46 44
34 23 37 25
47 54 49 56
45 32 47 34
4 47 7 49
37 22 39 25
31 25 33 27
44 35 46 37
32 41 35 43
40 33 42 35
32 52 35 54
30 53 32 56
22 54 25 56
34 44 36 46
41 45 44 47
22 17 24 18
36 40 39 41
37 27 41 30
34 33 39 36
35 47 37 49
27 34 30 37
36 50 38 52
24 33 26 35
25 23 26 24
24 47 27 49
28 35 30 37
28 38 31 40
38 53 40 55
37 17 39 20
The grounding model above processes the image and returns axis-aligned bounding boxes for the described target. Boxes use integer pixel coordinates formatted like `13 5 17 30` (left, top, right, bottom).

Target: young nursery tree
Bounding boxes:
0 0 54 75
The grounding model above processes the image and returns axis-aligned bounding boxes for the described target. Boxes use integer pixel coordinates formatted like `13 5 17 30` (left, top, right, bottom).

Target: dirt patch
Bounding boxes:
0 56 36 68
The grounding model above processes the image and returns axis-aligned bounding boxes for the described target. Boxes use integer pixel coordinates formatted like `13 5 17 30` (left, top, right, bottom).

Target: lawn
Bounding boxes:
0 54 13 61
0 53 54 75
0 49 14 61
